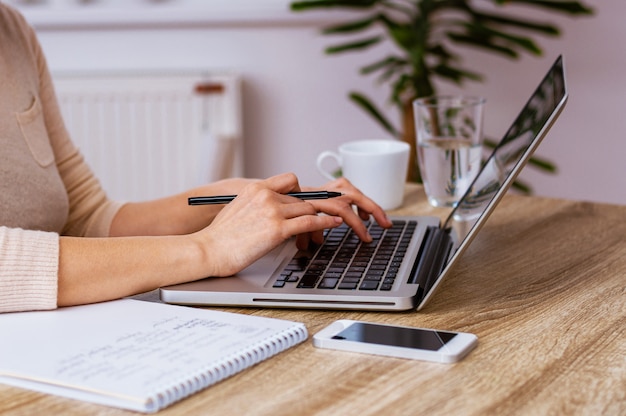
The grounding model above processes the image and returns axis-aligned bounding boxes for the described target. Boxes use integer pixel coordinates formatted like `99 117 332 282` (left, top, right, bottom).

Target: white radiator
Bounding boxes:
53 70 243 202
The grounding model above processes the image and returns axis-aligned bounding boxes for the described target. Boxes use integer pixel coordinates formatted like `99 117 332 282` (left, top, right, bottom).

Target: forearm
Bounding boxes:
110 193 221 237
57 234 209 307
109 178 256 237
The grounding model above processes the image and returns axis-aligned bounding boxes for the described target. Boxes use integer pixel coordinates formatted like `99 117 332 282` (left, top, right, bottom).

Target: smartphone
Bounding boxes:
313 320 477 363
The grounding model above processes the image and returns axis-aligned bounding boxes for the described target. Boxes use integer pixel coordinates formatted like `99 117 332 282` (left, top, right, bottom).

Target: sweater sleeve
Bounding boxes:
0 226 58 313
28 11 124 237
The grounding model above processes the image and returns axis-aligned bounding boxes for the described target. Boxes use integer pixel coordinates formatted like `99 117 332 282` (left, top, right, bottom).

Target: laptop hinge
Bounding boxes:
409 226 453 294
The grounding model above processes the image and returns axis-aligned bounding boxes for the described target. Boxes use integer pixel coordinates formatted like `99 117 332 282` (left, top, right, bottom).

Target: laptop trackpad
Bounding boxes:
237 239 297 283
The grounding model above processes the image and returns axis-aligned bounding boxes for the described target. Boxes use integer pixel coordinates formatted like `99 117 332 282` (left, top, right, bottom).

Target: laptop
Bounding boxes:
160 55 568 311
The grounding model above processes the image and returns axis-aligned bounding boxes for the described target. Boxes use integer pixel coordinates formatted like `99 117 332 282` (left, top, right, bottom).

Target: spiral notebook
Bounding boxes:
0 299 307 413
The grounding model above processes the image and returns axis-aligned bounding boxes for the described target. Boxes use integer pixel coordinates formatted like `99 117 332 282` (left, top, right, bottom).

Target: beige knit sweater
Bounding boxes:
0 5 122 313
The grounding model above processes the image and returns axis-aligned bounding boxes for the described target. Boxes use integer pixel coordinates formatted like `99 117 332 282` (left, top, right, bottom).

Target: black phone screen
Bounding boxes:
331 322 457 351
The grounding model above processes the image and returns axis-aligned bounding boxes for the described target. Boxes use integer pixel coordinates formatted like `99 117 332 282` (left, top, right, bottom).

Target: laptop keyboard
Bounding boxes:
272 220 417 291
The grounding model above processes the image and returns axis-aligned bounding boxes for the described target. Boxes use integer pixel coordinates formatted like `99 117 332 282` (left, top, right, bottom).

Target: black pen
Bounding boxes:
188 191 343 205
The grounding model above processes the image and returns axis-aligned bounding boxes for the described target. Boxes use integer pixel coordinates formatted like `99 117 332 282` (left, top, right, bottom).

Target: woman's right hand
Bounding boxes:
191 173 343 277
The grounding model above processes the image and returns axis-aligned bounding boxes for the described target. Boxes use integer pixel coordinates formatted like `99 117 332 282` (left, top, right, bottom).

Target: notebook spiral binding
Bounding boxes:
150 325 308 412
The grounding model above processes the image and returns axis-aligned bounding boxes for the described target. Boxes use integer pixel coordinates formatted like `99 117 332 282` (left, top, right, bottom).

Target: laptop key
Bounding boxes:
298 272 321 288
319 278 339 289
359 281 379 290
338 282 358 290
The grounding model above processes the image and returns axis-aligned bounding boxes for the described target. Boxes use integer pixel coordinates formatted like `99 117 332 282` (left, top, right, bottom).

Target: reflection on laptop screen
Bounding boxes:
444 56 566 248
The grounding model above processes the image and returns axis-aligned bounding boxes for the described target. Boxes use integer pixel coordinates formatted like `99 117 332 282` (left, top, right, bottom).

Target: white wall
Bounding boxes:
445 3 626 206
15 0 626 205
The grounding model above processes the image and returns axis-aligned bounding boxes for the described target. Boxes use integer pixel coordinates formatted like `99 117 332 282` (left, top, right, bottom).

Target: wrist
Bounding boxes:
182 232 220 281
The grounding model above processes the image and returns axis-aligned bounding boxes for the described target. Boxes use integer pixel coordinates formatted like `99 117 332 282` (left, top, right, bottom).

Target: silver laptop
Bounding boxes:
160 56 568 311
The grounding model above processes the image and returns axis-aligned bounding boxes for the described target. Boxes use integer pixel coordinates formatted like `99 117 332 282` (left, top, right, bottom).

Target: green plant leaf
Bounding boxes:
464 23 544 55
325 36 383 54
377 62 409 84
447 33 519 58
349 92 399 137
432 64 483 84
359 56 407 75
291 0 378 11
378 14 426 52
427 45 457 60
497 0 594 15
473 11 560 36
322 15 379 34
511 179 532 195
483 138 498 149
390 73 415 105
527 155 557 173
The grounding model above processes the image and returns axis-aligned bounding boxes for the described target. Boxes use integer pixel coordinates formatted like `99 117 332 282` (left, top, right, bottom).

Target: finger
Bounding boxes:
261 172 302 195
356 206 372 221
283 214 343 241
278 200 321 219
317 177 392 228
310 229 325 245
295 229 325 251
338 191 391 228
311 200 372 242
295 233 309 250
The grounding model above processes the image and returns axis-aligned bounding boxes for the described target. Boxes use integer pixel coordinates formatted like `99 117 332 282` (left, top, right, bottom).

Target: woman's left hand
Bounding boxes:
297 177 393 249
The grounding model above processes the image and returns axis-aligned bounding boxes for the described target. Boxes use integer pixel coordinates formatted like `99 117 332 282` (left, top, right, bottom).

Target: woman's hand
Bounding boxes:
193 173 343 277
300 177 393 248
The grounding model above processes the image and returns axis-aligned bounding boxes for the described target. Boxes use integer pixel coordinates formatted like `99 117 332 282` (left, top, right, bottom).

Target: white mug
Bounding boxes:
316 139 410 210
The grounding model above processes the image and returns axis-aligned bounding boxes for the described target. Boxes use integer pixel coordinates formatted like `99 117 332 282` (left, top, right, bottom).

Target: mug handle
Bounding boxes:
316 151 342 181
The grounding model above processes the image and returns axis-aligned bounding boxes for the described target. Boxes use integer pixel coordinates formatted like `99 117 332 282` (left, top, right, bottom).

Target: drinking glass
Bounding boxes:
413 96 485 207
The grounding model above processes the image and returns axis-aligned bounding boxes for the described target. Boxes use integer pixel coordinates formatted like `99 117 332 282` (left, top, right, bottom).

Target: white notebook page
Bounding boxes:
0 299 307 412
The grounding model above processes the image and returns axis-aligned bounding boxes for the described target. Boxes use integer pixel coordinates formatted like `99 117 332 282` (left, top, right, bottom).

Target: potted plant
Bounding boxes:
290 0 593 188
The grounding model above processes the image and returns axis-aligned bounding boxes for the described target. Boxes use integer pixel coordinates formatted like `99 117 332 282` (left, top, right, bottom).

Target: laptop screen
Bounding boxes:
417 56 567 307
445 56 566 229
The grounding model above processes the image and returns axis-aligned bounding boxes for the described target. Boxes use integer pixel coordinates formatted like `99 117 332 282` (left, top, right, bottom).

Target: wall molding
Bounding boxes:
9 1 360 30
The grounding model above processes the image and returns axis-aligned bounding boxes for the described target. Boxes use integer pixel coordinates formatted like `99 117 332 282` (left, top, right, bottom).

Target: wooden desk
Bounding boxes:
2 186 625 415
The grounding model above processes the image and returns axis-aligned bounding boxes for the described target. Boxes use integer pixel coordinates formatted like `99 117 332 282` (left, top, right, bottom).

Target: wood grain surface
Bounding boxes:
2 186 624 415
